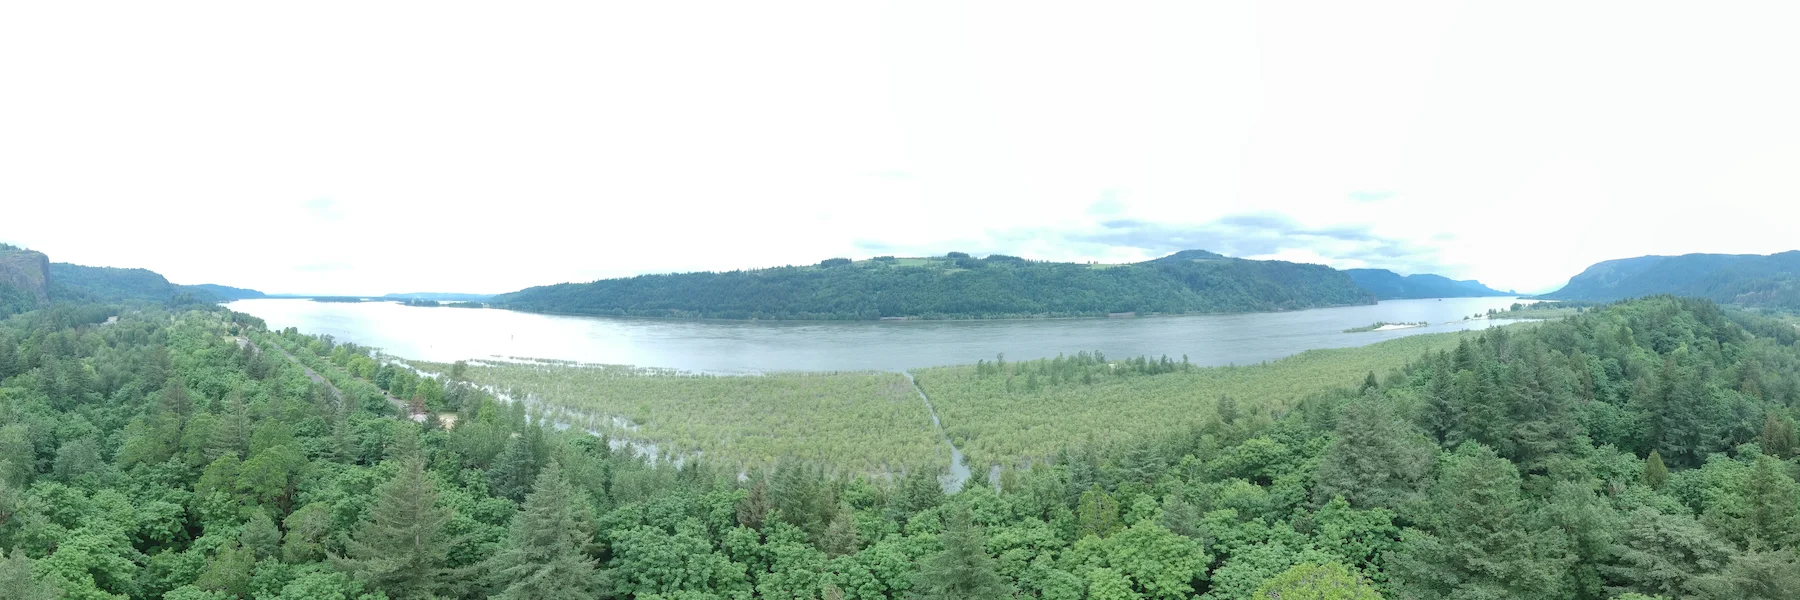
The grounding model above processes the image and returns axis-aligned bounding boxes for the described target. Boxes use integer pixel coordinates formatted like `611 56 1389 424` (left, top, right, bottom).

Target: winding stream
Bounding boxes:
901 370 972 492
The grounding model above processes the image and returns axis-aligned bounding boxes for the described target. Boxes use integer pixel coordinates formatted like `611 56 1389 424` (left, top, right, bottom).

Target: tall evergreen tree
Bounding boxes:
1498 343 1581 472
736 475 773 529
0 549 62 600
196 541 254 598
1077 485 1122 539
240 511 282 561
158 375 193 421
1313 397 1435 511
484 462 600 600
819 503 862 557
1600 507 1733 598
336 457 468 600
911 504 1011 600
1419 358 1462 445
489 434 540 503
209 389 251 460
1761 413 1797 459
1643 450 1669 491
895 465 943 522
1705 455 1800 550
1696 548 1800 600
770 461 829 536
1643 356 1719 468
1390 444 1574 599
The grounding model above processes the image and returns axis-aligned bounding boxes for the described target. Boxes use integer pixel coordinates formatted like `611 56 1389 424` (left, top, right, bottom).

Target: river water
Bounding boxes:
226 297 1538 372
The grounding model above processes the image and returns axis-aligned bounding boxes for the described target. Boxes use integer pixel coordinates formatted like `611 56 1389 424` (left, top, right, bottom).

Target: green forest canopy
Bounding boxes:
1 294 1799 599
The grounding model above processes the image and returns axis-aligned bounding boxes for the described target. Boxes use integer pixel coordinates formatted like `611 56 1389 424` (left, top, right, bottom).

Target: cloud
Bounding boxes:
1086 190 1127 216
302 198 345 222
1049 212 1458 275
1215 213 1299 231
852 239 894 252
295 262 353 273
863 170 913 181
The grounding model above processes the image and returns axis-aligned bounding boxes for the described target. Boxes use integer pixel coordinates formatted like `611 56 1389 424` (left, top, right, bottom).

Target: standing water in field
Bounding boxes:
229 296 1540 372
902 371 972 492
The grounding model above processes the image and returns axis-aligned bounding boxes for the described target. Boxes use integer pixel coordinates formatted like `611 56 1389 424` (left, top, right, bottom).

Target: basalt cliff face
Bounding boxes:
0 247 52 311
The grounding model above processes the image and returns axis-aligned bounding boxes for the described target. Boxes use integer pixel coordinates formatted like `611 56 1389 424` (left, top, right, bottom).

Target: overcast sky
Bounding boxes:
3 2 1797 295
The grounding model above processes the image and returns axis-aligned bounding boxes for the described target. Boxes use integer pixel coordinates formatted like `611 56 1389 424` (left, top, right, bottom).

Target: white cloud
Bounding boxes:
2 1 1796 295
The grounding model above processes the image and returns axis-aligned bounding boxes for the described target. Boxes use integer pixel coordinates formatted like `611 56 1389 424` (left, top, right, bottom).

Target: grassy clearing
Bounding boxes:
421 362 946 473
912 330 1490 468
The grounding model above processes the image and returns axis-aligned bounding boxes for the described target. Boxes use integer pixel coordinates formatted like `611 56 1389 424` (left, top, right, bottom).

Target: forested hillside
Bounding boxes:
2 294 1799 599
1345 268 1511 299
493 250 1376 320
1544 251 1800 310
48 262 227 304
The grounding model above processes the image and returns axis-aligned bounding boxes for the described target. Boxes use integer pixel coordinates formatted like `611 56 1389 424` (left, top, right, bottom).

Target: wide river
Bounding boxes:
226 297 1539 372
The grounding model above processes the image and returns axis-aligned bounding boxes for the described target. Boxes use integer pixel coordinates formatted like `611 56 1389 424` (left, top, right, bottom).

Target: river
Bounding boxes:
225 297 1539 372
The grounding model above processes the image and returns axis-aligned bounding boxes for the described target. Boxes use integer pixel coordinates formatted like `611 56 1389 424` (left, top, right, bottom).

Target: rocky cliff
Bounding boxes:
0 246 52 311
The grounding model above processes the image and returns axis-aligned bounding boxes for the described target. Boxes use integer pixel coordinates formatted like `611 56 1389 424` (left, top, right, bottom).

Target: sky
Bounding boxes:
3 2 1798 295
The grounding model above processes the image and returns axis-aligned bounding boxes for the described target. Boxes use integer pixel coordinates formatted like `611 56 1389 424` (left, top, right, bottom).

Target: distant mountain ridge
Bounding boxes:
380 292 495 302
187 283 267 301
1345 268 1512 300
492 250 1377 320
1542 251 1800 309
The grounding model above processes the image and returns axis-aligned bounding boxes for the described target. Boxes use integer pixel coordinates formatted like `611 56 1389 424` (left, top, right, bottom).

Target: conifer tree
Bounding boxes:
1761 413 1796 459
736 475 772 529
895 465 942 521
771 461 829 535
1706 455 1800 549
196 541 254 598
240 511 282 561
485 462 599 600
1419 363 1462 445
336 457 467 600
159 376 193 421
1390 444 1573 598
1077 485 1122 539
1698 548 1800 599
1313 397 1435 510
0 549 62 600
1643 450 1669 491
210 390 251 460
911 504 1011 600
819 503 862 557
489 434 539 503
